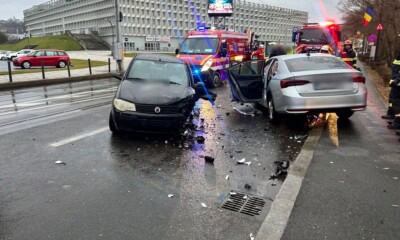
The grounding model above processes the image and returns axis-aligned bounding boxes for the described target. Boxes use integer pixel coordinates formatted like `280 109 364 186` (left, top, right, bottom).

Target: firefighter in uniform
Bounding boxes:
340 40 357 69
385 52 400 137
252 44 266 73
382 51 400 120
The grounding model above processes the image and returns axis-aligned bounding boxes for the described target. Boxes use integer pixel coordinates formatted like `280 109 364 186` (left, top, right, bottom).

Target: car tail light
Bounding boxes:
353 76 365 84
280 79 310 89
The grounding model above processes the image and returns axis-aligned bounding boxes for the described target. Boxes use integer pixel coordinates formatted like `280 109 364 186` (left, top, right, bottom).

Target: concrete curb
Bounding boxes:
0 73 112 91
255 123 324 240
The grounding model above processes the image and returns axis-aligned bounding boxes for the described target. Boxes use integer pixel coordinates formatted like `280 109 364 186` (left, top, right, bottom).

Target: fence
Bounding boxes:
2 58 113 83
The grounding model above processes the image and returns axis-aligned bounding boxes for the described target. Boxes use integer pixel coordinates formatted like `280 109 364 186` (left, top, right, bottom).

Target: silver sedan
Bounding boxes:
228 54 367 122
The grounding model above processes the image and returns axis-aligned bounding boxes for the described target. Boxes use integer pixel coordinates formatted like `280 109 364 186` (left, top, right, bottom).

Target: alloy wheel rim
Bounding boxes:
60 62 66 67
23 62 30 68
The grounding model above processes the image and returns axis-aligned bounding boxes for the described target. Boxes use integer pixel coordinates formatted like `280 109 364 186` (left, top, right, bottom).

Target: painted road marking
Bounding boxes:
50 127 109 147
0 95 114 116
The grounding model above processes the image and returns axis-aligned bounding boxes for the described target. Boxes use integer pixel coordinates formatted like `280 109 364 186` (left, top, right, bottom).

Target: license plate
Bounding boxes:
314 82 340 90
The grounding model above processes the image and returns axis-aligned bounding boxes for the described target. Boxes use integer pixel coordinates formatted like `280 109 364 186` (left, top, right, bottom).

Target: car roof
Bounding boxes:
35 49 66 51
273 53 338 61
135 53 182 63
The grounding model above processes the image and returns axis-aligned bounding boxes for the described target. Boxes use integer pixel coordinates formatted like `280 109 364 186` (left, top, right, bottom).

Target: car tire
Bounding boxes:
22 61 31 69
267 94 281 124
336 109 354 120
57 61 67 68
209 71 222 88
109 113 120 134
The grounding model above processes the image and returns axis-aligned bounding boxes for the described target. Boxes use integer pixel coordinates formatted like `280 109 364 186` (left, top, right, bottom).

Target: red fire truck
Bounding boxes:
177 28 252 88
294 22 342 54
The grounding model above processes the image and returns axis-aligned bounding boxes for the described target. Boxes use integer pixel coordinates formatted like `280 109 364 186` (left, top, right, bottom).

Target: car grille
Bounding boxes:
135 104 180 114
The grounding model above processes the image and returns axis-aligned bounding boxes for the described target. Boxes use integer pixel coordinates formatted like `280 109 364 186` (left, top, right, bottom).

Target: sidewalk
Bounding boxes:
281 64 400 239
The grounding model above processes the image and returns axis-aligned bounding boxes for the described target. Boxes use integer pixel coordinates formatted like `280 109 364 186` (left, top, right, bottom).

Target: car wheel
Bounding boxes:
209 71 222 88
58 61 66 68
22 61 31 69
267 95 281 124
336 109 354 120
109 113 120 134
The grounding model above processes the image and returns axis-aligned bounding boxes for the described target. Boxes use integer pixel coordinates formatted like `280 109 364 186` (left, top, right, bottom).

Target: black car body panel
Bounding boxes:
110 53 204 133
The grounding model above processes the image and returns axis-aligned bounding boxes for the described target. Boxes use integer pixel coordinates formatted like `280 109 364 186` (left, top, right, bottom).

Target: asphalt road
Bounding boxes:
0 79 308 240
282 62 400 240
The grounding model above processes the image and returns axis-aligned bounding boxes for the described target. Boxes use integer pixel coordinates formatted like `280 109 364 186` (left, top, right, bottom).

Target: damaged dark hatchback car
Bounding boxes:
109 54 214 133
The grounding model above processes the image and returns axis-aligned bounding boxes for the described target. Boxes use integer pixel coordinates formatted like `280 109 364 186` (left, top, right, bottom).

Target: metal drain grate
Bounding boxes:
220 191 266 216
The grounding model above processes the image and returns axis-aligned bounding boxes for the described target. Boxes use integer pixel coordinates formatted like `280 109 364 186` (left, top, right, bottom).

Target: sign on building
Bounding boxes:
146 36 170 42
207 0 233 17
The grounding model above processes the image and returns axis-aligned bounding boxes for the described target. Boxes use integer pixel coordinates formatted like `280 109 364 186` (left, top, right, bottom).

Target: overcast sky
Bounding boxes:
0 0 342 23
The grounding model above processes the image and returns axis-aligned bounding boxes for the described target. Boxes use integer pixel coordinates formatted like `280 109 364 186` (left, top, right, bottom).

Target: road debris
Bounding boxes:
294 134 309 140
234 107 255 117
394 177 398 180
237 158 246 164
392 204 399 208
243 195 248 199
250 233 255 240
225 175 230 180
244 184 252 190
217 105 222 108
229 192 237 195
196 136 205 144
383 167 390 170
54 161 66 165
244 162 252 166
204 156 215 163
330 162 334 164
165 140 168 144
201 203 207 208
225 112 230 116
339 180 345 184
168 194 174 198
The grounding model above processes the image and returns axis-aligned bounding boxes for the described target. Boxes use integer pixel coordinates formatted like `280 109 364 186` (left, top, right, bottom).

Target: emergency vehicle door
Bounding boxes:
227 60 264 102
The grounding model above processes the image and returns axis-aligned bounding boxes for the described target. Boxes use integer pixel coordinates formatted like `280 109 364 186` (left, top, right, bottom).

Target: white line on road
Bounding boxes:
50 127 109 147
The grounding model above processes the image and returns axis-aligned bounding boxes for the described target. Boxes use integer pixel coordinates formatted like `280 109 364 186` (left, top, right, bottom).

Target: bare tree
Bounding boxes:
339 0 400 64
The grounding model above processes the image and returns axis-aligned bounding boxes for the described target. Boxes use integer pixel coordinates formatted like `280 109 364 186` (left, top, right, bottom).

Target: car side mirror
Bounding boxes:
112 72 123 80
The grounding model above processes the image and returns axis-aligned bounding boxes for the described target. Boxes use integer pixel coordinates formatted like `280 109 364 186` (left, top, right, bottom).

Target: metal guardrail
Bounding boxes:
3 58 112 83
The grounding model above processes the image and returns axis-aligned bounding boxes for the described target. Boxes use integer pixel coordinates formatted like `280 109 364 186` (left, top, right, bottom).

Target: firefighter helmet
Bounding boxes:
321 45 330 52
344 40 353 45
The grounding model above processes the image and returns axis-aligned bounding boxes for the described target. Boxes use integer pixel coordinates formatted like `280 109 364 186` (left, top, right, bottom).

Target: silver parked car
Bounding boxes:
228 54 367 122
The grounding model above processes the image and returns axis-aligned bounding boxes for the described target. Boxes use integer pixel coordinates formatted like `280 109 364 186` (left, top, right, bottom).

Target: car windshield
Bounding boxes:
300 28 329 44
127 60 189 86
284 56 352 72
26 51 37 56
180 38 219 55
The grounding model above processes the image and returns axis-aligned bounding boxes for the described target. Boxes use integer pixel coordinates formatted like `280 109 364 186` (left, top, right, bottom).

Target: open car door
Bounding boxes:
227 60 264 103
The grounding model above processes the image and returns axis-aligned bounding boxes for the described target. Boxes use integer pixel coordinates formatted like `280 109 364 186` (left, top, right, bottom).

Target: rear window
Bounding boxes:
284 56 351 72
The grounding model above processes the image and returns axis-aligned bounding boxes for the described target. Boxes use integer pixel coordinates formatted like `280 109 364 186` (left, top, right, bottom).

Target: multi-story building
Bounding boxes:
24 0 308 51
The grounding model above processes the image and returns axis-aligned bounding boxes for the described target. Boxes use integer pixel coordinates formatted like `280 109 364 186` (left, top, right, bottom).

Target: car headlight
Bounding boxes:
113 98 136 112
201 59 213 72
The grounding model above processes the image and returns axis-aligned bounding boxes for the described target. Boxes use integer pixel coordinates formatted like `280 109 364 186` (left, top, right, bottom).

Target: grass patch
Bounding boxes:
0 59 107 76
0 35 82 51
124 52 176 58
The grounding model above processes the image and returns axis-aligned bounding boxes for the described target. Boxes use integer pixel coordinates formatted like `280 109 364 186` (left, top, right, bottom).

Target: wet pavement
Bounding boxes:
282 62 400 240
0 79 309 240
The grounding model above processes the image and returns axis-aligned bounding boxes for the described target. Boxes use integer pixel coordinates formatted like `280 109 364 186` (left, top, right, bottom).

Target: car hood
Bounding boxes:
119 80 195 105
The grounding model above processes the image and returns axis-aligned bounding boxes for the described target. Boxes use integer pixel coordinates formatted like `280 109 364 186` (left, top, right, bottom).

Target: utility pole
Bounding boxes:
114 0 123 72
152 12 156 52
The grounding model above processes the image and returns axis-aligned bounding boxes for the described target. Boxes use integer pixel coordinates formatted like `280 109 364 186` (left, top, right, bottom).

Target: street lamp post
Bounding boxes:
114 0 123 71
